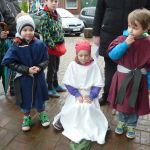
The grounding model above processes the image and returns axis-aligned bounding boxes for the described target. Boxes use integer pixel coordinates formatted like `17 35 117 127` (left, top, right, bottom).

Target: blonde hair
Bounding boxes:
128 8 150 30
16 11 29 21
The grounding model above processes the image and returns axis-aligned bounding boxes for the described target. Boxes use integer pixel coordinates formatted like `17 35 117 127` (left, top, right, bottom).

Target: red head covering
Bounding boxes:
75 40 91 54
75 40 93 66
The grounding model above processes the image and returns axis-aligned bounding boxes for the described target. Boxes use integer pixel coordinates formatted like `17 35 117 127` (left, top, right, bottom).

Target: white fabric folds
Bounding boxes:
53 61 108 144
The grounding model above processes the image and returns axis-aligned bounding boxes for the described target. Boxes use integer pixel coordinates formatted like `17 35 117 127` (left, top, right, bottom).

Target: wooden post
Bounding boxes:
83 28 93 38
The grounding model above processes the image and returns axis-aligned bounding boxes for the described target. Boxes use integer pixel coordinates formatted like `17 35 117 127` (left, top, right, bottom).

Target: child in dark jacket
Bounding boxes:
1 13 50 132
39 0 66 98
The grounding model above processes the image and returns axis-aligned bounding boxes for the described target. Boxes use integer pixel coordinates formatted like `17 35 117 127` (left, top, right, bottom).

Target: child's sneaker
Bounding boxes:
53 119 63 131
126 126 136 139
55 85 66 92
39 112 50 127
48 89 60 98
22 116 32 131
115 121 126 134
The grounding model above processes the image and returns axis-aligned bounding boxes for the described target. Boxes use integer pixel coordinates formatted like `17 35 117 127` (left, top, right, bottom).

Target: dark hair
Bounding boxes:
128 8 150 30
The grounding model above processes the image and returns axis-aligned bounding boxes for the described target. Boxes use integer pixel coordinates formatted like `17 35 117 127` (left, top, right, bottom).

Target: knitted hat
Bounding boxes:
75 40 91 54
16 15 35 35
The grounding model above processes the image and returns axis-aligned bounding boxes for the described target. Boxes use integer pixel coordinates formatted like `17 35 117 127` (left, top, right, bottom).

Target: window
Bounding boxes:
81 10 86 16
65 0 78 9
84 8 96 17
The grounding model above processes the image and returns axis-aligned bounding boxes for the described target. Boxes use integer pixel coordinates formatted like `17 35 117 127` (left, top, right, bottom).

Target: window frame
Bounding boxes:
65 0 78 9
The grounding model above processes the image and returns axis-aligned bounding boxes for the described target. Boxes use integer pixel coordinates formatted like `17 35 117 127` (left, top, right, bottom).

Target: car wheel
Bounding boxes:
75 33 81 36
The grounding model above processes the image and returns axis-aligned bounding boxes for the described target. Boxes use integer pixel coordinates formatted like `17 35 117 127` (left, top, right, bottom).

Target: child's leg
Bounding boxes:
21 109 32 131
54 56 66 92
126 113 139 139
47 55 60 97
115 112 127 134
53 56 59 89
37 103 50 127
112 109 117 115
47 55 56 90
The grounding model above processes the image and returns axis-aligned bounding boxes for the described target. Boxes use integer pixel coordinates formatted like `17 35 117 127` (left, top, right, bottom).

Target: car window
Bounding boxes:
81 10 86 16
82 8 95 17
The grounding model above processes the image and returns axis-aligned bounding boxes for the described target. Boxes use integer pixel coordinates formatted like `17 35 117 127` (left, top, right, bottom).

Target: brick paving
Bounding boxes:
0 35 150 150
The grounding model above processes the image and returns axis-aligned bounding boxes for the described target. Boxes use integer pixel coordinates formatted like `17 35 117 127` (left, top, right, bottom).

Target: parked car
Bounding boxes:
56 8 84 36
79 7 96 28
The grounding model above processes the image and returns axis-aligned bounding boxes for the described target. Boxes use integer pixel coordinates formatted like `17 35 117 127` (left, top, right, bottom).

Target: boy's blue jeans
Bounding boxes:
118 112 139 127
21 103 45 114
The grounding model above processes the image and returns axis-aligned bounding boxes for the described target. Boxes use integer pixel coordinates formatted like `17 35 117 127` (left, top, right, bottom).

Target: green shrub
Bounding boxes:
21 0 28 13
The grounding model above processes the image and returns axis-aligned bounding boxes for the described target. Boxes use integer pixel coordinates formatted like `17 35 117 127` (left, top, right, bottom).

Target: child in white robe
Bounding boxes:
53 40 108 145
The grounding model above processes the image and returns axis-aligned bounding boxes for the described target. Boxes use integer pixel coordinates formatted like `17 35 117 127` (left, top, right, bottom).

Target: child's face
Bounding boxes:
77 50 91 64
20 26 34 40
128 20 148 38
45 0 58 11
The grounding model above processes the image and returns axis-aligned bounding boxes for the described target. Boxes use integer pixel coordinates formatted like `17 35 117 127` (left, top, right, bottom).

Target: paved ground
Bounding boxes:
0 35 150 150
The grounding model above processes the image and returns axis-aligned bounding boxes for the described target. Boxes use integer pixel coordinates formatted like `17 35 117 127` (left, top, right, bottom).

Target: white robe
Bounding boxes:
53 61 108 144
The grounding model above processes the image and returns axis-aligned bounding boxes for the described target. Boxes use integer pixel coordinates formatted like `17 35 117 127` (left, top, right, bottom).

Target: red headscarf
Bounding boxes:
75 40 93 66
75 39 91 54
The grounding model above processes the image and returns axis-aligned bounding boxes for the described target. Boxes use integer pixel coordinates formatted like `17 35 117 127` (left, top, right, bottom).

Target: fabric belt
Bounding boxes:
115 65 147 108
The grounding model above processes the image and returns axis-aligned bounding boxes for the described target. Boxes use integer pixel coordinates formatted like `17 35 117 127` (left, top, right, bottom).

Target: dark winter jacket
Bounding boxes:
1 38 49 109
93 0 150 56
0 0 20 37
7 37 48 74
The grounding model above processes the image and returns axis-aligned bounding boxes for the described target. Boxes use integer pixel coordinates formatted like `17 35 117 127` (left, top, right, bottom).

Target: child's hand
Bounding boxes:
29 67 38 74
83 95 92 104
0 31 9 39
125 34 135 45
32 66 41 73
76 96 83 103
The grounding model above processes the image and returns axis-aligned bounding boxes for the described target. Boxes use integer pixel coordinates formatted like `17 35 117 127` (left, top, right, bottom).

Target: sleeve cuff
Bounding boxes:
123 41 130 49
75 92 82 98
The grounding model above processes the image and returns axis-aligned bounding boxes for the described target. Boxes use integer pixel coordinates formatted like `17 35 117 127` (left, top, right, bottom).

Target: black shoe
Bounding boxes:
53 119 63 131
106 126 111 137
99 97 108 106
107 125 111 132
10 92 15 96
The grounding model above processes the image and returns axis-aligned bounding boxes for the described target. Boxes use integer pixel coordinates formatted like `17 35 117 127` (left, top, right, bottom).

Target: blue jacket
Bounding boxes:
2 39 49 109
